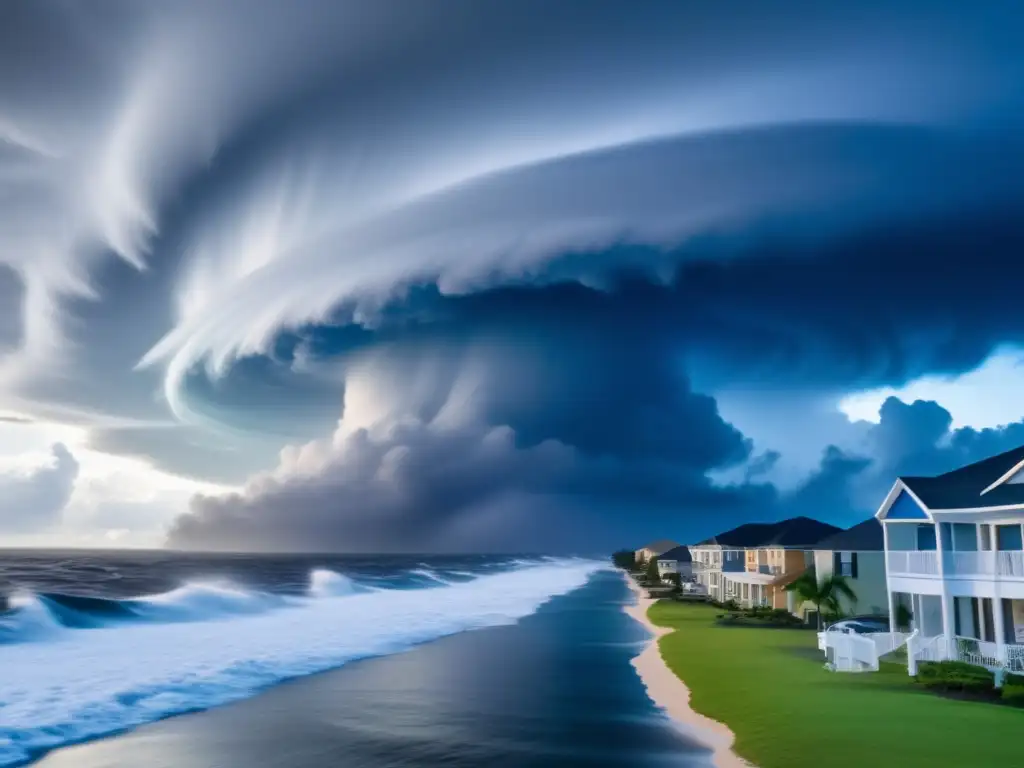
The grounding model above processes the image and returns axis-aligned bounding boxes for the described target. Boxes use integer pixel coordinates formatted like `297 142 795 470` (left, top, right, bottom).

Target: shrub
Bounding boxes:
611 550 636 570
723 599 739 611
916 661 997 697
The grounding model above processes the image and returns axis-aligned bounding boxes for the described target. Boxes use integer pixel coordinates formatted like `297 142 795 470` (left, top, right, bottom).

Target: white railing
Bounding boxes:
819 632 879 672
910 634 950 664
818 631 912 673
1006 644 1024 672
887 550 939 575
871 631 912 657
944 551 995 576
998 551 1024 578
954 636 1003 669
889 549 1024 579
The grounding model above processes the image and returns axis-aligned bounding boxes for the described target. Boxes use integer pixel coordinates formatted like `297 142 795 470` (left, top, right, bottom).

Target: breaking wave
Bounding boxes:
0 558 603 766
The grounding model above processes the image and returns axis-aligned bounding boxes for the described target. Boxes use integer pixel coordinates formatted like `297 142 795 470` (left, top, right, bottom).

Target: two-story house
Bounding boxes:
691 517 838 605
722 517 841 611
655 545 693 581
690 530 748 603
878 445 1024 672
811 518 888 619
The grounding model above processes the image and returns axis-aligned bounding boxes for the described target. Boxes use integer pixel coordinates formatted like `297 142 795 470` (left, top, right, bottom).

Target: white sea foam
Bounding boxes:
0 559 603 766
131 582 296 621
307 568 360 598
408 568 453 585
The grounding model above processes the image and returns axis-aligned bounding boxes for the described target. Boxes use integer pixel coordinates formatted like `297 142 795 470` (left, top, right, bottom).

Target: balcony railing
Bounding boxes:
998 551 1024 578
888 549 1024 579
887 550 939 575
945 551 994 576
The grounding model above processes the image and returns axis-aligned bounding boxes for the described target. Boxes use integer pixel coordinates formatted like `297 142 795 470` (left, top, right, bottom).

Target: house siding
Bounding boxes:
813 549 887 616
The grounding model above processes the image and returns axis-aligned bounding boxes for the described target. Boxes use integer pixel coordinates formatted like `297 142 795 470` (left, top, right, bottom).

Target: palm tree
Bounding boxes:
785 570 857 629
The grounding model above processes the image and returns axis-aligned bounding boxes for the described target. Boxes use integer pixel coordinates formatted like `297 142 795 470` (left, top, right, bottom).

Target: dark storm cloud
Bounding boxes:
169 309 769 551
780 398 1024 528
3 1 1024 548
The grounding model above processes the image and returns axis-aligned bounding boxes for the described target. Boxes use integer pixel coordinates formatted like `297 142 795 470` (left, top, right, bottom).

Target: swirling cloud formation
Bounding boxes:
3 1 1024 549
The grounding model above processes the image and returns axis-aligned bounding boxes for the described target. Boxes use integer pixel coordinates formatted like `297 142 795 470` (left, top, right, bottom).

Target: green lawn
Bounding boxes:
648 601 1024 768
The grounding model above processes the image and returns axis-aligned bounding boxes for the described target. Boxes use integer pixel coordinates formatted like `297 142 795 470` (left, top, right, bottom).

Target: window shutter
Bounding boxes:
851 552 859 578
833 551 841 574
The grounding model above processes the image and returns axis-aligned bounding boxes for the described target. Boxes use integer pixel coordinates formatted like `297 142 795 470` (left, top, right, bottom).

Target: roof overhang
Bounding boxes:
982 457 1024 495
875 479 933 522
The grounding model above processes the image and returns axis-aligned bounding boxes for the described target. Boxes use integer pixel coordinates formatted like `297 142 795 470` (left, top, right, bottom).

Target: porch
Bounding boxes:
722 571 776 608
894 590 1024 675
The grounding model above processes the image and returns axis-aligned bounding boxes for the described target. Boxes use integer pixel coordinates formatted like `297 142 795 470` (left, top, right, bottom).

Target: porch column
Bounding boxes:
941 592 956 658
935 522 954 657
994 597 1007 662
883 522 896 630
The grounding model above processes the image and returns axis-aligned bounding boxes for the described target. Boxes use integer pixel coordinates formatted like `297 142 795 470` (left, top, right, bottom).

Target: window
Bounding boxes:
833 551 858 578
952 523 978 551
916 524 937 551
997 525 1024 552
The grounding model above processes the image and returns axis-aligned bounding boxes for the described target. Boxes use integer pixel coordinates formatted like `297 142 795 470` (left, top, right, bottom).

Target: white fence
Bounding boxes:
819 631 911 672
908 634 1024 674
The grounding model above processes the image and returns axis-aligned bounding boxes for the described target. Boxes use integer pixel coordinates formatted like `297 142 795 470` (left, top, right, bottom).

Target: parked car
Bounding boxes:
824 618 889 635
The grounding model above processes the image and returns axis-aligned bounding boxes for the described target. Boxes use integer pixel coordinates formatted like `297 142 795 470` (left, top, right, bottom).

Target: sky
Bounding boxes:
2 1 1024 552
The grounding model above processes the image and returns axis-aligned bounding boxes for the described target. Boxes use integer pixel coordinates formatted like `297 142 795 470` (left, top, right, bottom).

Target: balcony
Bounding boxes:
887 550 939 575
887 550 1024 578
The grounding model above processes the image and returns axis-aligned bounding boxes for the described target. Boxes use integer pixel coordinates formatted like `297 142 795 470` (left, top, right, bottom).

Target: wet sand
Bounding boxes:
622 575 754 768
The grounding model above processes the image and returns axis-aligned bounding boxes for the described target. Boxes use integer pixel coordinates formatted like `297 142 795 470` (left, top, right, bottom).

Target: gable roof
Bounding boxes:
658 545 691 562
638 539 679 556
893 444 1024 511
813 518 884 552
697 516 840 548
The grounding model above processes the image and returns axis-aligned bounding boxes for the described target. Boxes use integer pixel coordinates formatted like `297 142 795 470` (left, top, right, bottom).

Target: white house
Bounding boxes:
878 444 1024 674
656 545 693 581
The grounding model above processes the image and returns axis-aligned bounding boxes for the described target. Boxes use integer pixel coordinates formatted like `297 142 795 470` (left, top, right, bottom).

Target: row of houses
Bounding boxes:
636 443 1024 676
637 515 887 625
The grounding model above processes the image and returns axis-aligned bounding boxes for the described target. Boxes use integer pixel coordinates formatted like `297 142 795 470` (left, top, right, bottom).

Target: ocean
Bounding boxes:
0 551 711 767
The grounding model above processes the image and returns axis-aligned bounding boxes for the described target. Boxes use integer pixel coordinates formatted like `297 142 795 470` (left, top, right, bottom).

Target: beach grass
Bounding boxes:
648 601 1024 768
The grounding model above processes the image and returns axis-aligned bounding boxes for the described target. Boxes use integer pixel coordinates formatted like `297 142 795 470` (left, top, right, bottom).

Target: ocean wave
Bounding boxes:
0 559 604 766
307 568 361 598
408 568 454 586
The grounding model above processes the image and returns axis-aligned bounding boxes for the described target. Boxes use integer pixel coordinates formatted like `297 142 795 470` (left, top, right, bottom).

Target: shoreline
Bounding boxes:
622 574 753 768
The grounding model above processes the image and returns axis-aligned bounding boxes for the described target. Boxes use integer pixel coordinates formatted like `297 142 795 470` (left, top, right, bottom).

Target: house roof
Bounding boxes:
658 545 691 562
896 444 1024 511
697 516 840 548
813 518 884 552
638 539 679 556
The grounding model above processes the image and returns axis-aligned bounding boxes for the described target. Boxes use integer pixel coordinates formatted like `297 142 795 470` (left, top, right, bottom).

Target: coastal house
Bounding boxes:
810 518 887 620
723 517 841 611
878 444 1024 673
656 545 693 581
635 539 679 565
690 529 749 602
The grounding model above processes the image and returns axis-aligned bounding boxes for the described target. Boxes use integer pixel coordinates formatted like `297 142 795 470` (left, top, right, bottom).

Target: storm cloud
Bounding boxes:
0 443 79 533
2 1 1024 548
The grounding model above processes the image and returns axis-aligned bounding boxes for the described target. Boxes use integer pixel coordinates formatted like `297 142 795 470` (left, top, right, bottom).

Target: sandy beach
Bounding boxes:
623 575 753 768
